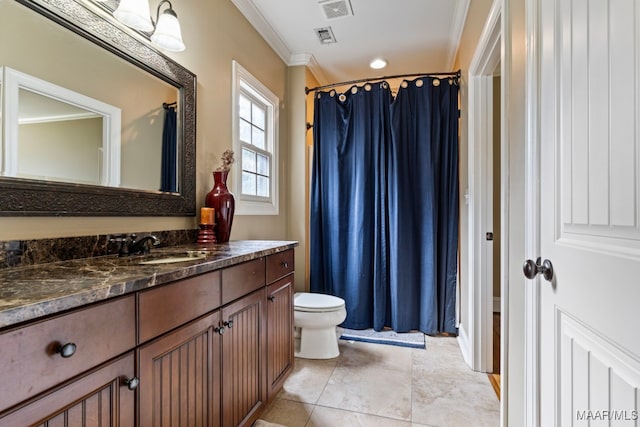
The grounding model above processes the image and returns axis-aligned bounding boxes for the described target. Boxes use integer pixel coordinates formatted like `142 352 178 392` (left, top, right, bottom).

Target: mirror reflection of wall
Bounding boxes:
2 67 122 186
0 0 179 193
18 91 103 184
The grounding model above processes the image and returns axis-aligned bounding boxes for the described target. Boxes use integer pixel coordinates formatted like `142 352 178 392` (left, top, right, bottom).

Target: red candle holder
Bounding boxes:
197 223 217 244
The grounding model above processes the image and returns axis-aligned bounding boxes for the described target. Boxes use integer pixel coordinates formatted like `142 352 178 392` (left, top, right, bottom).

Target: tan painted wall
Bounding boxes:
0 0 289 242
286 65 308 292
303 69 320 292
18 118 102 184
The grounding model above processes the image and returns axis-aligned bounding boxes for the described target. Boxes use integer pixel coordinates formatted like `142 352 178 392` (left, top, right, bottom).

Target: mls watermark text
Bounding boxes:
576 410 639 421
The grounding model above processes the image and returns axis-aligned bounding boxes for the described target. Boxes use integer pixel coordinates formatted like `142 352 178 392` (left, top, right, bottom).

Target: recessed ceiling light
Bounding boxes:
370 58 387 70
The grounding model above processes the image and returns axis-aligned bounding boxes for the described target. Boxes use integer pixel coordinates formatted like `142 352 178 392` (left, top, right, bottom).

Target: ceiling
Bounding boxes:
231 0 470 87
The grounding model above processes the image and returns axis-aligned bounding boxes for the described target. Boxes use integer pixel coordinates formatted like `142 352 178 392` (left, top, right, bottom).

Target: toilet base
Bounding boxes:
294 326 340 359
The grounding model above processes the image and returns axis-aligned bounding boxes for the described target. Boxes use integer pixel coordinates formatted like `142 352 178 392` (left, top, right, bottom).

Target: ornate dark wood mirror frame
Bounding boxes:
0 0 196 216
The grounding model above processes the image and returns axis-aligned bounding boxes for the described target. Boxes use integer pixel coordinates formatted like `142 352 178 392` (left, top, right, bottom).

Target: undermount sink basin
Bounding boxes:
138 250 213 265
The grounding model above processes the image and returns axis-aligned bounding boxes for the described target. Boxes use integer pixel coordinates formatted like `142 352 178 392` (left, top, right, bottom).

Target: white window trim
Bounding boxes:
231 60 279 215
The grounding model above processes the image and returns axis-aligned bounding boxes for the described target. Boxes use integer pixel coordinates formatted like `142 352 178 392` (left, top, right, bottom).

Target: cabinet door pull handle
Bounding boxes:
281 261 289 268
215 326 225 335
58 342 77 358
268 295 276 302
124 377 140 390
223 320 234 329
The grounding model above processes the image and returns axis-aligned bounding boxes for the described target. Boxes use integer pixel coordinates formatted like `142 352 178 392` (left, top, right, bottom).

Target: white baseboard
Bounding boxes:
457 324 472 368
493 297 501 313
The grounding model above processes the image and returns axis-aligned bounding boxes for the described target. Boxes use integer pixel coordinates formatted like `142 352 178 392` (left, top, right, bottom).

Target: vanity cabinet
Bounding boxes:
221 289 267 427
136 251 293 427
138 311 222 427
0 246 295 427
0 296 136 426
265 248 295 400
266 275 294 400
0 352 136 426
0 296 136 415
137 269 224 426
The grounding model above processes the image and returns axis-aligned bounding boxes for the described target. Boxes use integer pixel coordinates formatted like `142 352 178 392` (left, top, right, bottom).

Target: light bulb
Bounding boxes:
113 0 153 33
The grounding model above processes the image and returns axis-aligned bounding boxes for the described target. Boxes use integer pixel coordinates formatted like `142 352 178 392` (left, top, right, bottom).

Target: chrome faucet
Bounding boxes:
109 233 161 256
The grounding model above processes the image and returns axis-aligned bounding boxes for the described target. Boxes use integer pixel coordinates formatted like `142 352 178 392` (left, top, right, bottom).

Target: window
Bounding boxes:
232 61 279 215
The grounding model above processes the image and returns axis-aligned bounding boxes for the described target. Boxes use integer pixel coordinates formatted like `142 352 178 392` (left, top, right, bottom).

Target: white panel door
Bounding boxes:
535 0 640 425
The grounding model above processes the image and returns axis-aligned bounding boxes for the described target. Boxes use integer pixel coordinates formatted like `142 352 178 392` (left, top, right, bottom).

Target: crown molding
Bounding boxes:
231 0 292 64
446 0 471 69
303 55 329 86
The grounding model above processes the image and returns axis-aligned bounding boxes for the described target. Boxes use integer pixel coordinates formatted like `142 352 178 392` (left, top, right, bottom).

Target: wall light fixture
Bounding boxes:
98 0 186 52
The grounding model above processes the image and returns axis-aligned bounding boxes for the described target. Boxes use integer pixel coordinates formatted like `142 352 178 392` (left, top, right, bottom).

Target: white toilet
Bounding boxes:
294 292 347 359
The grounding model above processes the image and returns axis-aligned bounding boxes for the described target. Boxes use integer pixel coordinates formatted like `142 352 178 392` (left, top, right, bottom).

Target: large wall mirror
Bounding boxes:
0 0 196 216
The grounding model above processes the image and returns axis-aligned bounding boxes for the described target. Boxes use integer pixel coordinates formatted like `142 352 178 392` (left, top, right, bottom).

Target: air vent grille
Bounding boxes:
319 0 353 20
314 26 337 44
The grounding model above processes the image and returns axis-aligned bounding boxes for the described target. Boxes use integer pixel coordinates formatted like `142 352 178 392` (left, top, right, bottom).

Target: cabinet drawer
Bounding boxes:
221 258 265 305
138 270 221 343
266 249 294 283
0 295 135 413
0 352 135 427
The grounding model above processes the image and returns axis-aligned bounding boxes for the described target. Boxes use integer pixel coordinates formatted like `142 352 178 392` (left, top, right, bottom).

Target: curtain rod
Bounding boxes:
305 69 461 95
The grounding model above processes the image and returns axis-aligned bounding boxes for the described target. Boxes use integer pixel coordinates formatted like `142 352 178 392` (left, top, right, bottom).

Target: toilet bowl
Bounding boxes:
294 292 347 359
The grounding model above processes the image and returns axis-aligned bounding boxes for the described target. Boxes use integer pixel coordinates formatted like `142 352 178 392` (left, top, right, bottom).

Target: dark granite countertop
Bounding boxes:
0 240 298 330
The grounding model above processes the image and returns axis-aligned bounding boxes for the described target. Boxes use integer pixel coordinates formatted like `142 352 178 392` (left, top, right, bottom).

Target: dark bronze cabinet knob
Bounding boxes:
215 326 225 335
223 320 234 329
124 377 139 390
58 342 77 358
281 261 289 268
268 295 276 302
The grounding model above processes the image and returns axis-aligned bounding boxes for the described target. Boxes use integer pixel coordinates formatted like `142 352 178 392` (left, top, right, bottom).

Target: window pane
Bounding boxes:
252 104 265 129
242 148 256 173
239 95 251 121
257 154 269 176
239 119 252 143
242 171 256 195
252 127 265 149
257 175 269 197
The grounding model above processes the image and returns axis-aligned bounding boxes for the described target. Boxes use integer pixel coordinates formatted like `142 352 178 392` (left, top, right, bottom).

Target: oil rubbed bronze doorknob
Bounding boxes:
523 257 554 282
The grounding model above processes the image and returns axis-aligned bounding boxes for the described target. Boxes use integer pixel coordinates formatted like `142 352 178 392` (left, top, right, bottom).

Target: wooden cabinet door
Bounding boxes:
266 275 294 401
0 352 135 427
221 289 266 427
138 311 221 427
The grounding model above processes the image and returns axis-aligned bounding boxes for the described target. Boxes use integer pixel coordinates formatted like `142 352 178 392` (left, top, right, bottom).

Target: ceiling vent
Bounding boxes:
318 0 353 20
314 26 337 44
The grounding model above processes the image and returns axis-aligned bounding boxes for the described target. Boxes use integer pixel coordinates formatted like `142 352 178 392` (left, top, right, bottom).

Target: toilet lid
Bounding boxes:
294 292 345 312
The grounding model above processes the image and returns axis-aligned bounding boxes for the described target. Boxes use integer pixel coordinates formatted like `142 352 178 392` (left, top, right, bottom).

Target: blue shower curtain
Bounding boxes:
309 83 391 330
310 77 459 335
160 105 177 193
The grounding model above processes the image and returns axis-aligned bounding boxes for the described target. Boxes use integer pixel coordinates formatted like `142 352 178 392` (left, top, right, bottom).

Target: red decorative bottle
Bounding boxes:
205 171 235 243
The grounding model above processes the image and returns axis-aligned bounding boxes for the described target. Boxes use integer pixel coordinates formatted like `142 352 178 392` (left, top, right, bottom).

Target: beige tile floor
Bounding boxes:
258 335 500 427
